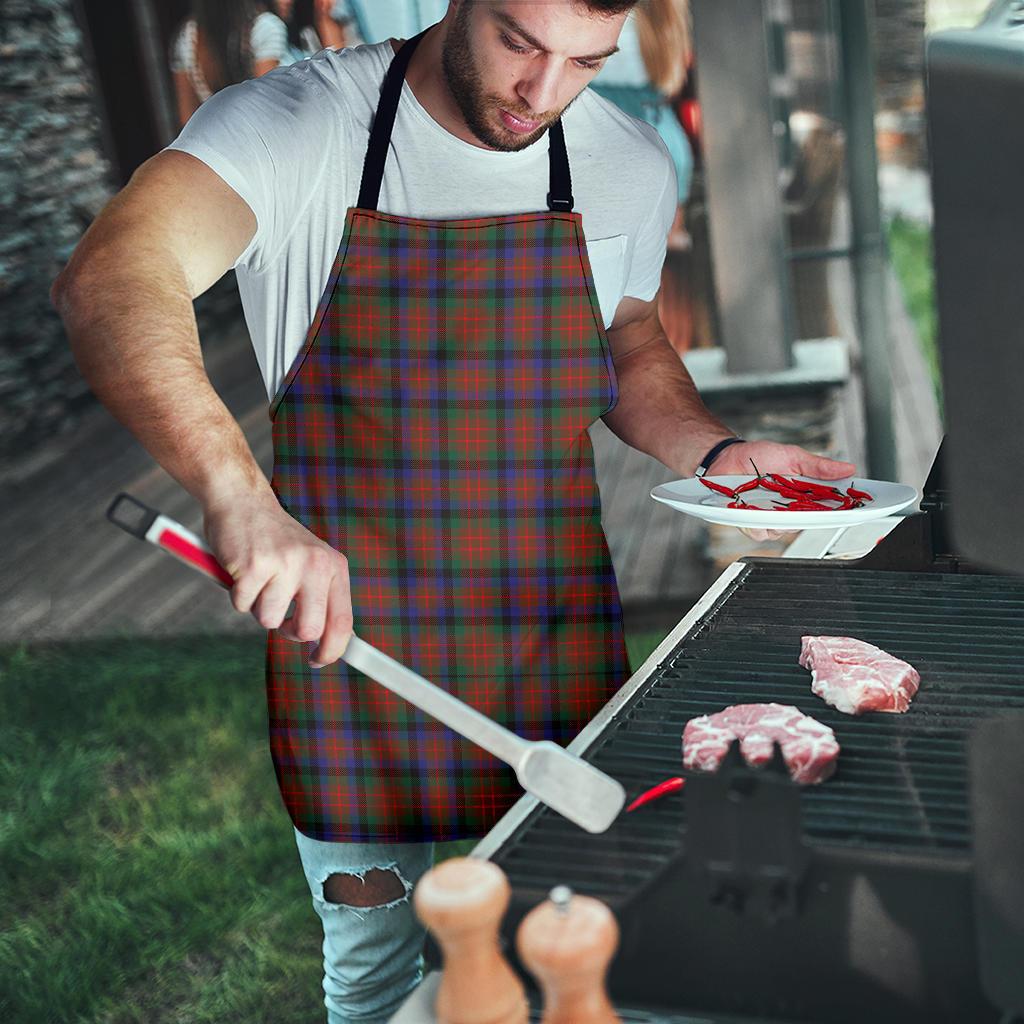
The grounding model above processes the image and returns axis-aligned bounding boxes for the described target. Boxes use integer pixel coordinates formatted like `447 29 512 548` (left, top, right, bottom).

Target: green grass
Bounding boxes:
886 215 942 414
0 629 667 1023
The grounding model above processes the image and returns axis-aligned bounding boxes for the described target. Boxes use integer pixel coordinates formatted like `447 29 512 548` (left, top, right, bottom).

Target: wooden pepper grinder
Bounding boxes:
516 885 621 1024
413 857 528 1024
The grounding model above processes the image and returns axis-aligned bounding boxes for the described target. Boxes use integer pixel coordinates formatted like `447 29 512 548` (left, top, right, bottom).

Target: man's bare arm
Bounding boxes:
603 294 856 480
52 149 264 509
602 294 733 476
51 150 354 665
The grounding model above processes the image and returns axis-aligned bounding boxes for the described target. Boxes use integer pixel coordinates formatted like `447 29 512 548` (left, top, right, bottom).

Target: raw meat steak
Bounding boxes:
682 703 839 785
799 636 920 716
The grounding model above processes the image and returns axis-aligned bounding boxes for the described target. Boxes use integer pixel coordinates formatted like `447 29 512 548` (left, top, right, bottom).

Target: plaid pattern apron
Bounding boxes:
266 31 630 841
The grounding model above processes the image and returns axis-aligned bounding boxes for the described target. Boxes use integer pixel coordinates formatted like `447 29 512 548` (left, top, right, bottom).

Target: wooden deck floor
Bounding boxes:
1 236 940 645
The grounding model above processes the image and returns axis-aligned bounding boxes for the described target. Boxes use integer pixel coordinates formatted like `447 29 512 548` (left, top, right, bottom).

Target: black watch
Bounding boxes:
694 437 745 478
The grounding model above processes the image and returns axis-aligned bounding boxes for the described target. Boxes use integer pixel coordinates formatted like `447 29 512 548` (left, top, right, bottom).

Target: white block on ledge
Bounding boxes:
683 337 849 396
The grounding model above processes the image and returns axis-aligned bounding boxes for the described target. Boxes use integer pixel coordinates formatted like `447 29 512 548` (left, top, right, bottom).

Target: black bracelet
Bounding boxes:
695 437 745 478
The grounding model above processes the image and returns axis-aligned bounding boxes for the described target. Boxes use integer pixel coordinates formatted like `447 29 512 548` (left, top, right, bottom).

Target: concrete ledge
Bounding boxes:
683 337 849 397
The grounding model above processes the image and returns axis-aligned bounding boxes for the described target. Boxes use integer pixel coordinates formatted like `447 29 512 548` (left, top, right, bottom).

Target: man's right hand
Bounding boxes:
203 492 353 668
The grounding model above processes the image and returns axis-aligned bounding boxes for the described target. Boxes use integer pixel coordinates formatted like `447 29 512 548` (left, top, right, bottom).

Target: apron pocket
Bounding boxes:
584 234 628 329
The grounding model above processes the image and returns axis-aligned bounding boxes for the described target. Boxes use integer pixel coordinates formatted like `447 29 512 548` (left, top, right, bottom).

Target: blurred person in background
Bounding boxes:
592 0 693 245
334 0 448 44
275 0 352 63
170 0 290 128
592 0 693 348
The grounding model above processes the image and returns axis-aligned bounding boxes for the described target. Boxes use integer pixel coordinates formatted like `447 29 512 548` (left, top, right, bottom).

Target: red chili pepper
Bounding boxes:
780 498 833 511
789 474 838 493
763 480 820 501
735 478 762 494
775 474 844 498
626 776 686 812
699 478 737 498
847 485 873 502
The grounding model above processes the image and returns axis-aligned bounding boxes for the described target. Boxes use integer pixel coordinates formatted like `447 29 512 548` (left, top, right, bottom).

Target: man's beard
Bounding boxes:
441 5 566 151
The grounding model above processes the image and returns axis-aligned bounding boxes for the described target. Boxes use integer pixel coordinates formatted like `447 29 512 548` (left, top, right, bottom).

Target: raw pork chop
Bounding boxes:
682 703 839 785
799 635 920 716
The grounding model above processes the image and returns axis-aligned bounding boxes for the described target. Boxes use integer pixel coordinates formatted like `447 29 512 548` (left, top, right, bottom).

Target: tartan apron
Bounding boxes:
266 30 630 842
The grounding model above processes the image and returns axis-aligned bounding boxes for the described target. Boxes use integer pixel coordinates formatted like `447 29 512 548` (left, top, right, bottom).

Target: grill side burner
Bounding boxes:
476 562 1024 1022
853 439 979 576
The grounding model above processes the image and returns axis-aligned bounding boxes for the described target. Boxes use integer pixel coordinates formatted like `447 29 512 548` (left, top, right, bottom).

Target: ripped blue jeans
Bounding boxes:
293 827 436 1024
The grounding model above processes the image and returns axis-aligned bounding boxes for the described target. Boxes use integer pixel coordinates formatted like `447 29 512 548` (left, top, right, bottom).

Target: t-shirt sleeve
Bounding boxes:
251 11 289 62
623 138 678 302
164 65 338 274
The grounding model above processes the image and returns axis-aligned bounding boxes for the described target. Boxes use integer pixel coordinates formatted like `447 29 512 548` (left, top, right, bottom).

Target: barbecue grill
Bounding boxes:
403 8 1024 1022
468 447 1024 1022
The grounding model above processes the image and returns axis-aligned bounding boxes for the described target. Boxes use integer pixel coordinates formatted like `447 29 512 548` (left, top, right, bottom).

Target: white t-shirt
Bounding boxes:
166 40 676 402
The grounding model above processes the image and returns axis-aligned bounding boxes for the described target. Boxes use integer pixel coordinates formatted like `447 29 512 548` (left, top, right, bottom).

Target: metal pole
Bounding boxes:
836 0 898 480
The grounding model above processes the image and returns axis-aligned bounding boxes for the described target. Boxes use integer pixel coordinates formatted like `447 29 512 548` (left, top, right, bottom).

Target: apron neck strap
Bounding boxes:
357 29 574 214
358 29 427 212
546 119 573 213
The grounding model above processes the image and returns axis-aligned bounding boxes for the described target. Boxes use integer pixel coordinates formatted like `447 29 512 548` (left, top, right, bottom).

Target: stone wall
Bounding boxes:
873 0 927 113
0 0 243 468
0 0 115 465
873 0 928 166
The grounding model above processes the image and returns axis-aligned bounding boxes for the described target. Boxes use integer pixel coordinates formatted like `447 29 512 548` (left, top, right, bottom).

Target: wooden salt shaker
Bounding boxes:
413 857 528 1024
516 885 621 1024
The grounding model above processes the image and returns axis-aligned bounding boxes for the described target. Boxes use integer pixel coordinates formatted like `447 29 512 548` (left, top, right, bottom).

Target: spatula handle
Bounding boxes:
107 493 234 588
342 637 529 767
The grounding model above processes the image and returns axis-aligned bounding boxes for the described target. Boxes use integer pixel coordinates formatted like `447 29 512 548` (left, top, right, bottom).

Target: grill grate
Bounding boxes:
492 563 1024 898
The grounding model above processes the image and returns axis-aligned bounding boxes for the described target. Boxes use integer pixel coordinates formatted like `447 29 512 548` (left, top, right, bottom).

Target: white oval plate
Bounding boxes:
650 476 920 530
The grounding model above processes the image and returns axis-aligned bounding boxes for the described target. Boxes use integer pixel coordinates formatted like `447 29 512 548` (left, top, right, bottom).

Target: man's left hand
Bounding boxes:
707 440 857 542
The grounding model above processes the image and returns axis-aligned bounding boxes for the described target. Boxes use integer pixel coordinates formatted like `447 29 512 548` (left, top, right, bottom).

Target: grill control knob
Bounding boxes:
516 887 621 1024
413 857 528 1024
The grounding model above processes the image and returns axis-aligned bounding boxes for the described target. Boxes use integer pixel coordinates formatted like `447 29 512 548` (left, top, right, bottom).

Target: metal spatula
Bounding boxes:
107 493 626 834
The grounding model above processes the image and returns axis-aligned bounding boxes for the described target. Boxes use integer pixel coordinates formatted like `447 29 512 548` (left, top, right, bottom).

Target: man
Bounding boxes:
52 2 855 1020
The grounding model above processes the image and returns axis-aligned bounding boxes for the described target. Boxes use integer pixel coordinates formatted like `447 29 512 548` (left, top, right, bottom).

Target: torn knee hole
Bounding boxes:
323 868 406 908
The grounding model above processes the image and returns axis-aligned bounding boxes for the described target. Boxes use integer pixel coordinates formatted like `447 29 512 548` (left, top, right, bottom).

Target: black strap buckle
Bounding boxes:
546 192 574 213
